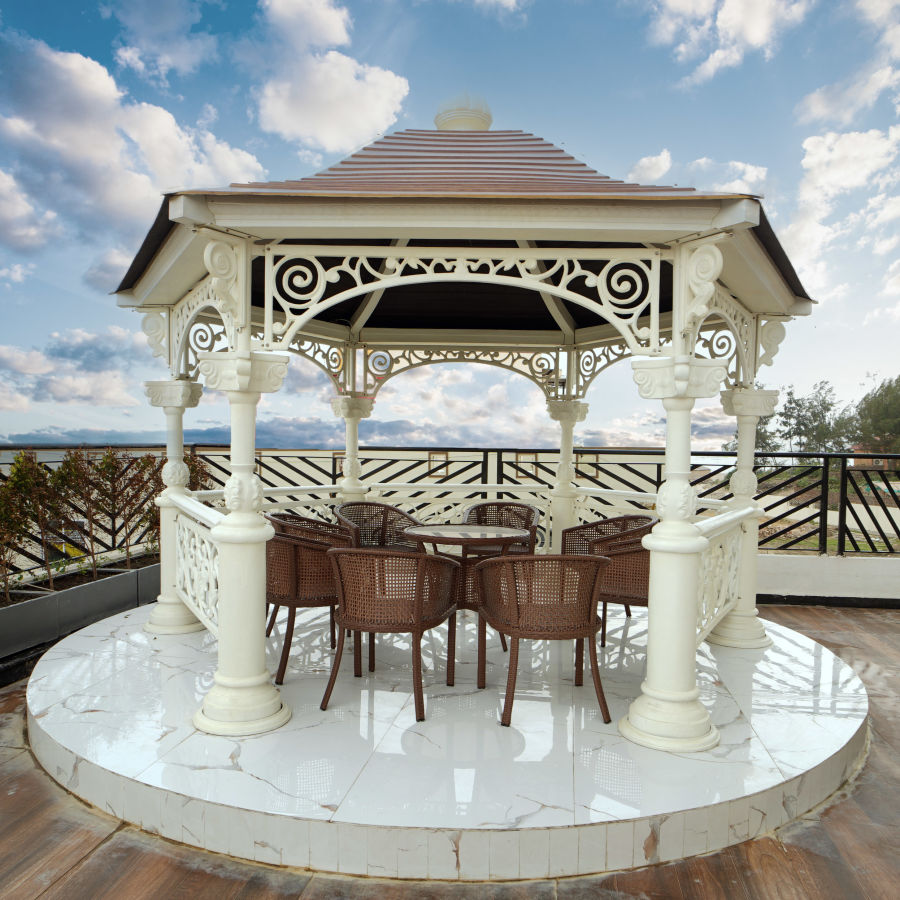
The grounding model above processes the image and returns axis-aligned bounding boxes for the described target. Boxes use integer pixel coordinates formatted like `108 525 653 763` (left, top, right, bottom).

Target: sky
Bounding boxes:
0 0 898 450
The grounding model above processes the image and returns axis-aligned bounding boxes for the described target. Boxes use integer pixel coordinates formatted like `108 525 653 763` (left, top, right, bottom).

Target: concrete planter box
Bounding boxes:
0 563 160 658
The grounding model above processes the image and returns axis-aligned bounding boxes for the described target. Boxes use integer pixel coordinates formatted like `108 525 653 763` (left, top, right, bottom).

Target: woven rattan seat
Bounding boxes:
460 501 540 557
561 515 657 646
264 518 353 684
476 553 612 727
320 548 459 721
335 502 423 552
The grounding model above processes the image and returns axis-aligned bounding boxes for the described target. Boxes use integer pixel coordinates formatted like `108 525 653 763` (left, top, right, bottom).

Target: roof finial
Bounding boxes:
434 93 492 131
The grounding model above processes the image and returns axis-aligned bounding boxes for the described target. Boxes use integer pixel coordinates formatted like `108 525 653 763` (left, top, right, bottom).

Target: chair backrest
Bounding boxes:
462 502 540 550
335 502 422 548
266 513 350 541
560 515 657 556
327 548 457 631
476 554 610 638
266 525 352 604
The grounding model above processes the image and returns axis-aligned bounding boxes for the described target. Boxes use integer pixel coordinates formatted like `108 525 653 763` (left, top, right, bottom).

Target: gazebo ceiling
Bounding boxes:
116 126 812 324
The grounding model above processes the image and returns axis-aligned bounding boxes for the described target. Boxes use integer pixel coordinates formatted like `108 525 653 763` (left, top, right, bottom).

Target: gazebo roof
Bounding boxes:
117 123 812 320
226 129 703 200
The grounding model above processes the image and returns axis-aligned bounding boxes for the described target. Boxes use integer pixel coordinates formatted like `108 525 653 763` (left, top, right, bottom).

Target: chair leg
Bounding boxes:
354 631 362 677
477 615 487 690
500 637 520 727
412 631 425 721
625 604 632 618
265 603 279 637
600 601 608 647
329 606 336 650
320 624 346 711
588 634 611 724
368 632 375 672
275 607 296 685
446 611 456 687
499 631 508 652
574 638 584 686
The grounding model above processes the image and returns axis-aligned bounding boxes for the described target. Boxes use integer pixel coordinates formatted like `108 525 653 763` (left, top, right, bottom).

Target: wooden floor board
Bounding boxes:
0 605 897 899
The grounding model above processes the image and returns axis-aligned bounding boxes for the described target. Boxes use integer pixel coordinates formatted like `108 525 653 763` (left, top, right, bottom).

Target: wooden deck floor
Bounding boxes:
2 605 898 899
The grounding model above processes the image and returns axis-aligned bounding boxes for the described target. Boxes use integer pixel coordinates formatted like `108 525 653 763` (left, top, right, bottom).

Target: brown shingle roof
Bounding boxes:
228 129 700 199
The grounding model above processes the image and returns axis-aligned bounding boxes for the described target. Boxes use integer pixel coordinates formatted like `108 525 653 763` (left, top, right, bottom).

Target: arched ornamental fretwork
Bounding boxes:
142 239 789 395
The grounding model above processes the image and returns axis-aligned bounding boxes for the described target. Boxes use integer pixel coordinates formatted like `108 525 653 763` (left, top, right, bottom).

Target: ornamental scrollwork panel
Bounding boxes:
361 346 566 398
171 275 238 376
696 528 740 645
263 246 661 353
572 340 633 395
691 287 756 386
175 514 219 636
287 336 347 392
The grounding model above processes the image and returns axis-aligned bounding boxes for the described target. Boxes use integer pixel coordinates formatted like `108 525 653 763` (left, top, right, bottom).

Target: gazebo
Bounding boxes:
115 101 812 754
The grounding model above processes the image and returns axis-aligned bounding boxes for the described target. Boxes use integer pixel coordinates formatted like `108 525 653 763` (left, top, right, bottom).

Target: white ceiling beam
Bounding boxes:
518 239 576 343
348 238 407 340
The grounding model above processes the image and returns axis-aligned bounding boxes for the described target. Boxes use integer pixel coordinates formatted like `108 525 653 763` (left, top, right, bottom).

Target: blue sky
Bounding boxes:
0 0 898 449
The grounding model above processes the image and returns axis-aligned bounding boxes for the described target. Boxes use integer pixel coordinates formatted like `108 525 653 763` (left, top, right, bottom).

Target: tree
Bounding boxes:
775 381 859 454
0 478 26 603
4 451 69 589
56 449 103 579
856 374 900 454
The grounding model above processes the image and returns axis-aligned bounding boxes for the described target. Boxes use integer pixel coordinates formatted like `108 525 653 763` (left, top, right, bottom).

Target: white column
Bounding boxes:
708 387 779 649
144 379 204 633
193 350 292 736
331 395 374 502
619 356 726 753
547 399 588 552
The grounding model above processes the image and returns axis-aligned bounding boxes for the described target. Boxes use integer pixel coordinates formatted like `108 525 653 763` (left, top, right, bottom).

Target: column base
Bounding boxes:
619 686 719 752
194 702 292 737
707 611 773 649
144 598 205 635
194 674 292 736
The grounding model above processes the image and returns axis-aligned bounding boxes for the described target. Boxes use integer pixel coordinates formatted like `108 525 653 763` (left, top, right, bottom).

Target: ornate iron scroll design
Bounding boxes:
690 287 755 387
175 513 219 636
287 335 347 393
171 275 238 377
572 340 633 395
361 346 566 399
263 245 661 352
696 527 741 645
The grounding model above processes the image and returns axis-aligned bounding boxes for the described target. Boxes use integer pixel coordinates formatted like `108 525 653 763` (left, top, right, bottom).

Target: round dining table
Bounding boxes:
403 524 531 688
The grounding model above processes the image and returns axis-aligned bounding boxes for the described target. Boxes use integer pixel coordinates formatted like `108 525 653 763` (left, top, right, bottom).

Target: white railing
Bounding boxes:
172 492 224 636
694 504 756 645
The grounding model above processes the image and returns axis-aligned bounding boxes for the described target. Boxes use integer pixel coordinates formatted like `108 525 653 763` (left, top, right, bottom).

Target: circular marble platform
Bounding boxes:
27 605 868 881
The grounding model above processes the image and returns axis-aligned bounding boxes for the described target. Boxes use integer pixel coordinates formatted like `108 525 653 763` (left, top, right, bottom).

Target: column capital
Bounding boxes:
721 387 779 418
632 355 727 400
145 379 203 409
331 395 374 420
198 351 289 394
546 399 589 424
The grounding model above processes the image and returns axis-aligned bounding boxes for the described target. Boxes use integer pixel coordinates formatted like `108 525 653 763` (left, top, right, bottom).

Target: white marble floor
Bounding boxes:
27 605 869 880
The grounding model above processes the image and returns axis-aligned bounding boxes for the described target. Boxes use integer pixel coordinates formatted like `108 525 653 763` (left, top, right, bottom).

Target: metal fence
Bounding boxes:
2 445 898 583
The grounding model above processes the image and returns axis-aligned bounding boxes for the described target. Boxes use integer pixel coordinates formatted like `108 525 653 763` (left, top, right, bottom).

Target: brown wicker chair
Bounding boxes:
560 515 657 646
335 502 423 552
268 512 349 540
320 549 459 721
475 554 612 727
460 501 541 555
265 522 353 685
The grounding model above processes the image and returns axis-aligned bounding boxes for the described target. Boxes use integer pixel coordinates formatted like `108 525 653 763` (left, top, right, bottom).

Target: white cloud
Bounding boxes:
647 0 815 85
0 168 60 250
0 345 54 375
882 257 900 294
0 383 29 412
783 127 900 296
258 50 408 153
39 371 140 407
797 65 900 126
711 160 768 194
0 33 265 248
83 247 135 292
252 2 408 154
107 0 218 84
627 149 672 183
0 262 35 286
